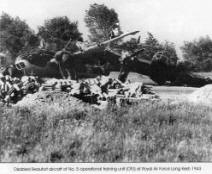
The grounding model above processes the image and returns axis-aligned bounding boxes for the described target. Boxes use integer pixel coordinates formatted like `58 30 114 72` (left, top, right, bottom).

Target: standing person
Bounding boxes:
38 36 46 49
109 22 120 39
53 49 72 79
118 50 131 83
52 38 85 80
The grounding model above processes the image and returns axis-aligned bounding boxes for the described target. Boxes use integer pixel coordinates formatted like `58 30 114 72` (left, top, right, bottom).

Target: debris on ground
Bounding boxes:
0 74 159 107
41 76 159 106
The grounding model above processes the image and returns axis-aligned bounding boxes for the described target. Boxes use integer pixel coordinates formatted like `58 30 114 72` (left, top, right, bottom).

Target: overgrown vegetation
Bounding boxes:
84 3 121 42
0 12 37 58
181 36 212 71
0 4 179 66
0 99 212 162
38 16 82 51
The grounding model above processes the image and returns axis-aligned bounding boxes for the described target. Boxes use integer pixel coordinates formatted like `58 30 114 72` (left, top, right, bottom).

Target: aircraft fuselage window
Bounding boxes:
16 62 25 70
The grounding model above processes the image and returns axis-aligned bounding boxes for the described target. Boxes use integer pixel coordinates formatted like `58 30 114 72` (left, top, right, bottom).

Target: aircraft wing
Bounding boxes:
72 31 140 56
97 30 140 47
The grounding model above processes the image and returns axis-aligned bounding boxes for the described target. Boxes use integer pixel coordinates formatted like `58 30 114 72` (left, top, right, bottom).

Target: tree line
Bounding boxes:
0 3 211 72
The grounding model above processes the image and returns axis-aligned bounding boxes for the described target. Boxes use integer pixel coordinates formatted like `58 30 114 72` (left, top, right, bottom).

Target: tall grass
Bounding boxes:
0 99 212 162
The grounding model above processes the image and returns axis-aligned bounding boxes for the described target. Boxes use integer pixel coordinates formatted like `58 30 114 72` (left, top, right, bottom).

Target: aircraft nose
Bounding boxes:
15 62 26 70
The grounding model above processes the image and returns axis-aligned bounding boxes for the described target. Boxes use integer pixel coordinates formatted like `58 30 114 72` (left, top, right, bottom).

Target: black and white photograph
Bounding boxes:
0 0 212 169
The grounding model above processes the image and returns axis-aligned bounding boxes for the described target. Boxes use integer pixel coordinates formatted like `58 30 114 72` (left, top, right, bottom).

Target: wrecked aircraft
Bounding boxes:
118 50 212 87
1 30 212 88
2 31 140 79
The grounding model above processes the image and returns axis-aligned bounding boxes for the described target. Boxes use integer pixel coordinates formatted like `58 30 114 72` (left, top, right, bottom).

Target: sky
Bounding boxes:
1 0 212 58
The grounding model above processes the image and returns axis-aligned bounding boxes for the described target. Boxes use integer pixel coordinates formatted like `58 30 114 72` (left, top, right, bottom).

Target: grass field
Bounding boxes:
0 96 212 162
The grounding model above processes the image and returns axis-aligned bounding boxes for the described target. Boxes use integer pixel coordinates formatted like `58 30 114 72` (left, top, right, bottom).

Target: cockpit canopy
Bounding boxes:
15 61 26 70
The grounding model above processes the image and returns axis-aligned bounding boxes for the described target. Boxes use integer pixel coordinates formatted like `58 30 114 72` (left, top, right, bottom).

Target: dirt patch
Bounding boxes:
15 91 92 111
